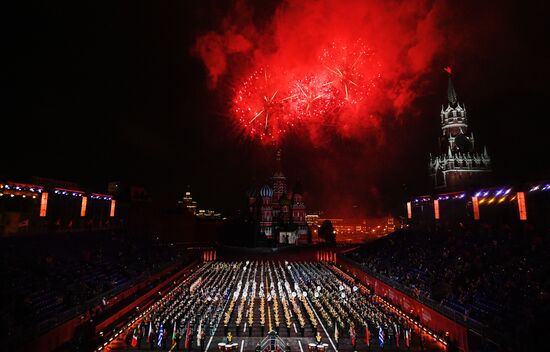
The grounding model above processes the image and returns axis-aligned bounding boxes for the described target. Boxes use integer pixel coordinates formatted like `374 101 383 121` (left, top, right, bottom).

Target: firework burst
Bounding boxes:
320 40 380 105
233 67 294 143
231 40 383 144
287 74 337 121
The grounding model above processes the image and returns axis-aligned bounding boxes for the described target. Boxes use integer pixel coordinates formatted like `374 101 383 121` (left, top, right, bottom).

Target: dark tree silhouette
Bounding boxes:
318 220 336 244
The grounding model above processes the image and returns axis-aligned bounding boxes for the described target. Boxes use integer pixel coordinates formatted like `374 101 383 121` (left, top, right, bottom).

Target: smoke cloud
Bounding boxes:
192 0 459 214
194 0 446 140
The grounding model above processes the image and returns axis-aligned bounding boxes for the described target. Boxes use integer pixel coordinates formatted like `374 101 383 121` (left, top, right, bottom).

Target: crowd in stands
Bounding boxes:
0 231 188 345
345 223 549 349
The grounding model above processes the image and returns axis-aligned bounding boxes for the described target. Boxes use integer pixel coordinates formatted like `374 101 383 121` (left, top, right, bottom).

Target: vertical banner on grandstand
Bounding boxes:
80 196 87 217
433 199 440 220
517 192 527 220
110 199 116 217
40 192 48 217
472 196 480 220
406 202 412 219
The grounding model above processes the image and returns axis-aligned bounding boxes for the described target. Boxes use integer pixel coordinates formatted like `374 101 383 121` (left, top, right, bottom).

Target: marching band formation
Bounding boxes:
125 261 421 351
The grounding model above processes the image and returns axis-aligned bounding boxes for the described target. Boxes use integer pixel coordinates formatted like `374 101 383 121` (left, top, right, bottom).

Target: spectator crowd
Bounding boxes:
345 223 549 350
0 231 187 347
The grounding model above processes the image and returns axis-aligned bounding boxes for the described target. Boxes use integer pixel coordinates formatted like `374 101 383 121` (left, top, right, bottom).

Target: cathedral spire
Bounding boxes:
447 76 458 105
276 148 283 174
444 66 458 105
272 148 287 203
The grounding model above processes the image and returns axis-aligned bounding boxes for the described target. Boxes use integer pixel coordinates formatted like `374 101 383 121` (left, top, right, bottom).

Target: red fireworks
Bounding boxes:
232 40 382 143
287 74 337 120
320 40 379 105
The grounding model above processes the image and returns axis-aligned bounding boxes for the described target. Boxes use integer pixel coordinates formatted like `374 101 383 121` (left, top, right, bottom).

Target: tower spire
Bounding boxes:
276 148 283 173
430 68 492 190
445 66 458 106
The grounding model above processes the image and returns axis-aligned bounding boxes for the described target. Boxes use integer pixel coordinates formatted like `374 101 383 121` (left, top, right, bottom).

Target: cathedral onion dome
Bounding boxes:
259 184 273 198
292 181 304 195
454 133 473 153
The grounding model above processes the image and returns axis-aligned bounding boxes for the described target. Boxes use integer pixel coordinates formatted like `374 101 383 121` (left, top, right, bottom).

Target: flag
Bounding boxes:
394 324 400 349
158 323 164 347
197 322 202 346
334 323 339 342
405 328 411 348
147 321 152 343
378 326 384 349
364 324 370 346
169 323 178 352
350 325 356 347
131 328 138 347
184 321 191 349
169 341 177 352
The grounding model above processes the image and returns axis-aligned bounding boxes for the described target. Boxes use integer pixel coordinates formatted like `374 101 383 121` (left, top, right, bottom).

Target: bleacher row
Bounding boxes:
345 224 548 349
0 232 185 345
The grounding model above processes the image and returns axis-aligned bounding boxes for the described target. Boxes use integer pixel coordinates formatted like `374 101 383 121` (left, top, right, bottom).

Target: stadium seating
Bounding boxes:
0 231 188 345
345 224 549 348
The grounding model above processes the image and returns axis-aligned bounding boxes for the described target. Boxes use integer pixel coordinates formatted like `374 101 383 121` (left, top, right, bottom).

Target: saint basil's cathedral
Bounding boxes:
246 149 310 245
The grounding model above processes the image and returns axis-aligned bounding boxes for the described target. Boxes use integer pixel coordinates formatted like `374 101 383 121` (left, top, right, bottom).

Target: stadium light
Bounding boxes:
433 199 440 220
517 192 527 220
40 192 48 217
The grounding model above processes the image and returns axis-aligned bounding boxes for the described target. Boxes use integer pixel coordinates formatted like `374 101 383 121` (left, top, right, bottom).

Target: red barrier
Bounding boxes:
95 260 198 333
26 314 83 352
339 257 469 352
102 261 181 310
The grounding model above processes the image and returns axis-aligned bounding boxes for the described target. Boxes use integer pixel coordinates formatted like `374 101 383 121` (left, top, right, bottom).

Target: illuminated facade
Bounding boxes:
429 70 492 190
259 184 273 239
179 187 198 215
309 217 396 243
179 187 222 219
0 179 117 236
247 149 309 244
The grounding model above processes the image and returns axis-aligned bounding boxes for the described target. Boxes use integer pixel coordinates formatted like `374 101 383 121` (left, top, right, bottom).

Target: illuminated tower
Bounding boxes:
280 196 291 223
259 184 273 239
271 148 287 221
291 182 308 243
429 69 492 189
182 186 197 215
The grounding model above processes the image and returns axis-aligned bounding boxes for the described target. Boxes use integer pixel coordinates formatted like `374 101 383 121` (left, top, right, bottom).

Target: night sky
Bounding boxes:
4 0 549 217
